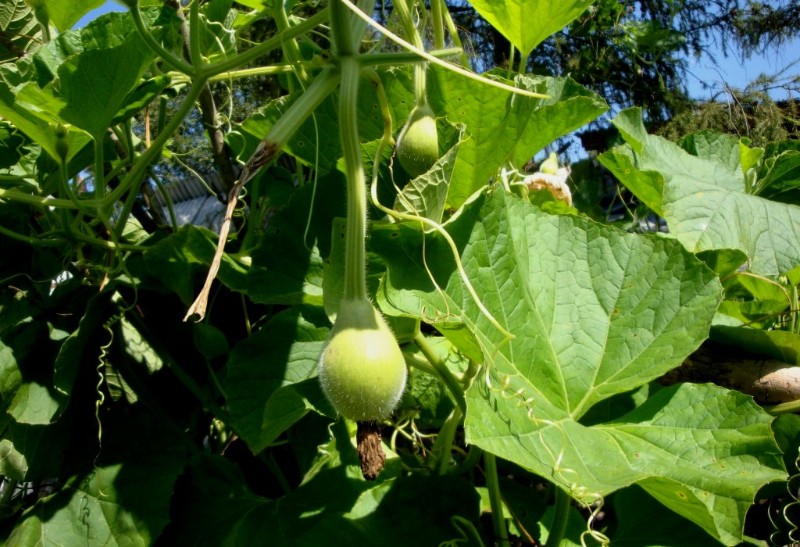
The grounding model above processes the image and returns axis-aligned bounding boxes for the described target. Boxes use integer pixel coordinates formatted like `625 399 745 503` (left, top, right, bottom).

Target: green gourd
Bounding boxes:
396 104 439 178
318 299 407 421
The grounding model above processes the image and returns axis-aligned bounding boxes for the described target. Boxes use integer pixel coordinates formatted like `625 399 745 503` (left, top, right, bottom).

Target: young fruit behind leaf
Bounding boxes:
396 104 439 178
318 299 407 421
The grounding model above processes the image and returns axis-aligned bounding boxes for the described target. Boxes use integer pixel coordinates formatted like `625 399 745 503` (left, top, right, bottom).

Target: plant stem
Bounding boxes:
338 56 367 301
0 188 79 209
392 0 427 105
484 452 510 547
91 138 104 202
264 67 341 153
358 48 463 67
129 3 194 74
274 2 310 85
545 487 571 547
189 0 204 68
205 8 330 77
430 0 445 50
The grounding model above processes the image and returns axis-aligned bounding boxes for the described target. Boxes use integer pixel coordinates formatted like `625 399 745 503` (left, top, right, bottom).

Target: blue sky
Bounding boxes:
77 1 799 101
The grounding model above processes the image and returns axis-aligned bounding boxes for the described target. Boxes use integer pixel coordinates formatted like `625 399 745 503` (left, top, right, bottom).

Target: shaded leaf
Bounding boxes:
143 225 248 304
0 66 92 163
8 411 188 545
613 485 715 546
247 173 346 306
710 326 800 365
223 307 332 453
0 412 69 481
757 148 800 206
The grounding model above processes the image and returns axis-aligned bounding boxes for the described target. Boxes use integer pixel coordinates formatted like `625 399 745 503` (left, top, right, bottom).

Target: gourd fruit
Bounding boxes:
318 299 407 421
396 103 439 178
319 49 408 423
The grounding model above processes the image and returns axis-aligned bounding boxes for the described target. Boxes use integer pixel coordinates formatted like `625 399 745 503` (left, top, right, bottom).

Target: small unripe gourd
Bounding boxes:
318 299 407 421
396 104 439 178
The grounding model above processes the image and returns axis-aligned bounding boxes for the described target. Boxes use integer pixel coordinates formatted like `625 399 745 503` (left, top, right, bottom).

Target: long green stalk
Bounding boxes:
338 57 367 301
545 488 571 547
484 453 510 547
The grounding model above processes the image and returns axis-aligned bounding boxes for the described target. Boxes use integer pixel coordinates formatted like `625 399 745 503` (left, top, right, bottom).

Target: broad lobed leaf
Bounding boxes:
371 189 783 543
600 108 800 276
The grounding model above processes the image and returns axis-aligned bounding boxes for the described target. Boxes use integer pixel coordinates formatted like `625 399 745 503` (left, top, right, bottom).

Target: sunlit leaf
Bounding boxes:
600 108 800 276
371 189 783 543
466 0 595 57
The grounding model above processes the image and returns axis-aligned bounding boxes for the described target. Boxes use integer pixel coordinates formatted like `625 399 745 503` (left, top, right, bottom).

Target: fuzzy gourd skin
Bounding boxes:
318 299 407 421
396 104 439 178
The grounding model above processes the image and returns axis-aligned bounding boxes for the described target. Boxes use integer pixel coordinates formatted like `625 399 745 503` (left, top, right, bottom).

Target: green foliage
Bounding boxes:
0 1 796 546
600 108 800 276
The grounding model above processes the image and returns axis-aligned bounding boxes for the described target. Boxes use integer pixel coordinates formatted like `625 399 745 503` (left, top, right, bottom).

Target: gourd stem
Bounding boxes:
189 0 204 68
430 0 445 50
393 0 427 106
338 56 368 301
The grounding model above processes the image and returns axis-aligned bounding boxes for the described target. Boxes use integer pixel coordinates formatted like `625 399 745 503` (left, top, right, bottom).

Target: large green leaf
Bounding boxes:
34 10 177 85
599 108 800 276
223 307 333 454
426 68 607 209
466 0 595 58
371 189 784 543
57 34 153 138
374 190 721 417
